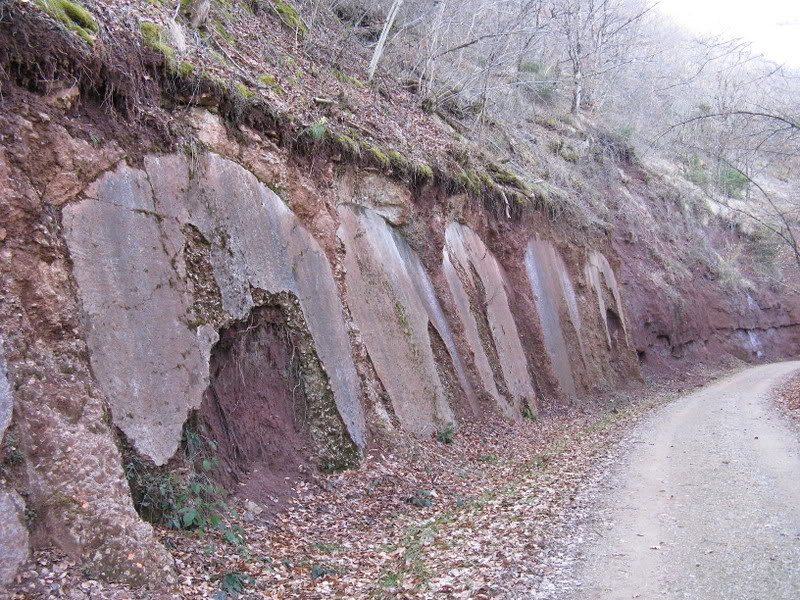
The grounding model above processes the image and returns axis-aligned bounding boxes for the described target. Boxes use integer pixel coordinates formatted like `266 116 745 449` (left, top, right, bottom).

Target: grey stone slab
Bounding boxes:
0 338 11 441
444 223 536 417
337 204 456 434
145 154 366 450
63 165 209 466
585 250 630 349
0 488 29 586
64 154 366 465
442 248 508 416
524 239 580 399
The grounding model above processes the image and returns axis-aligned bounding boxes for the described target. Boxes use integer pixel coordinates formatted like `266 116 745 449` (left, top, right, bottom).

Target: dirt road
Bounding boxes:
537 362 800 600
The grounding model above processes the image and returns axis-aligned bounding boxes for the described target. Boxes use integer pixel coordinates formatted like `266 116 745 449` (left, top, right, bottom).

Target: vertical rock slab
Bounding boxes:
64 153 366 467
444 223 537 417
524 239 583 398
0 338 11 440
0 339 29 587
145 154 366 453
337 204 463 434
63 166 210 466
0 489 29 586
585 251 630 349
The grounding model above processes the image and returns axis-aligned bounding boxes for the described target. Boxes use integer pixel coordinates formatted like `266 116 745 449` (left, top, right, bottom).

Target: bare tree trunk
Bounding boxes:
368 0 404 83
571 50 583 113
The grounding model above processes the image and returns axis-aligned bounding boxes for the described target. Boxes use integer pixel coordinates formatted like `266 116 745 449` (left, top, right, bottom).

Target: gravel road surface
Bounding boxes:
534 362 800 600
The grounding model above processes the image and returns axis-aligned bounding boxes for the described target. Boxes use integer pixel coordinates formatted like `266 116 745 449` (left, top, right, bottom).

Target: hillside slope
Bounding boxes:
1 0 799 591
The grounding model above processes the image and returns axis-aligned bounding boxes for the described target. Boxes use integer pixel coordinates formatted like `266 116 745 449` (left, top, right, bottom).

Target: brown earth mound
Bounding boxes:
198 305 311 507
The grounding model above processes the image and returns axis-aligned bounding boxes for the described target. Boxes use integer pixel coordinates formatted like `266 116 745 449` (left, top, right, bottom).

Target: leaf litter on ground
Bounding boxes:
10 368 730 600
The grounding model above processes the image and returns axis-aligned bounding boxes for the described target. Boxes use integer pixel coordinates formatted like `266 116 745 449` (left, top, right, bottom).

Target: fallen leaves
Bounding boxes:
10 386 679 600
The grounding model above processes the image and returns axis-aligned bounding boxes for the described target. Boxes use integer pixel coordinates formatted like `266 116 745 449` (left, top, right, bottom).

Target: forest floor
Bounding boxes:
510 361 800 600
8 363 743 600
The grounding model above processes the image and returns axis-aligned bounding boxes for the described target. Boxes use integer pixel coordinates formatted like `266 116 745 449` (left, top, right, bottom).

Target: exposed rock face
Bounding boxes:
0 489 29 586
338 204 466 433
0 339 11 439
4 91 799 592
0 339 29 587
63 153 365 467
524 239 583 399
443 223 537 417
63 167 212 466
585 250 630 351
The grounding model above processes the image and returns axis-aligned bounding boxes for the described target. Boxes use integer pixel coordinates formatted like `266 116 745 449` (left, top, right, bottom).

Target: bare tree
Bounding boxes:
368 0 403 81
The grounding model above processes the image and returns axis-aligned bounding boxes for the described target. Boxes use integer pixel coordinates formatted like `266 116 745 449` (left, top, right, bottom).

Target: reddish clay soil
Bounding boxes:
198 306 312 507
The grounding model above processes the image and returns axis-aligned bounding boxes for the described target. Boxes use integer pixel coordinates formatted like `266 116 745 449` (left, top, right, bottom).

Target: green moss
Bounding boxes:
36 0 98 43
477 171 494 188
368 145 390 169
213 20 236 44
487 163 528 191
140 22 176 69
178 61 195 77
530 183 550 206
233 81 255 99
387 150 410 174
454 170 482 195
257 73 277 87
333 69 365 88
560 148 579 163
510 191 529 207
272 0 308 36
331 132 361 158
411 162 433 182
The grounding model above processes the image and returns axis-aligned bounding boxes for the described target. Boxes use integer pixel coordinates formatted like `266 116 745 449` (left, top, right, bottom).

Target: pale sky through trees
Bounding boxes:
657 0 800 66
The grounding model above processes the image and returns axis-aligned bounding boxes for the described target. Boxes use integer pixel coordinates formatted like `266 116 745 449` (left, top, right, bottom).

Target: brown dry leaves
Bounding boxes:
11 385 686 600
775 371 800 416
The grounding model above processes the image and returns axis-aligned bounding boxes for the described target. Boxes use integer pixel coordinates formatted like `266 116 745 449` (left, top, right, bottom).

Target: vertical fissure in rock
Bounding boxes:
427 321 469 421
464 262 513 406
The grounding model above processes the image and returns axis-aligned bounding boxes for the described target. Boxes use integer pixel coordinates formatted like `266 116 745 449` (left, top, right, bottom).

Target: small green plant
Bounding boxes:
619 125 635 140
477 454 499 463
404 489 436 507
300 117 328 141
216 571 254 599
35 0 98 43
312 542 343 553
310 564 336 579
2 433 23 466
124 425 241 541
718 166 749 198
522 404 536 420
435 423 456 444
378 572 400 588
